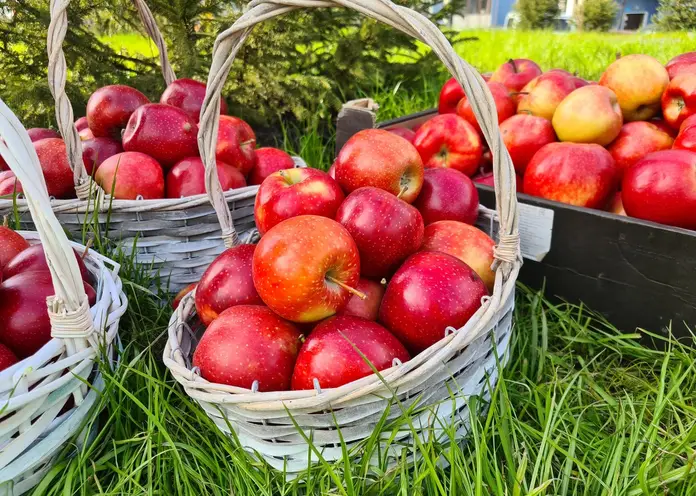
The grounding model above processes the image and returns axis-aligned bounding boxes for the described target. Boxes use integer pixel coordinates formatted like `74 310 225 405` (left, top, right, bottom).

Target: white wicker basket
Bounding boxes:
163 0 521 473
0 98 127 495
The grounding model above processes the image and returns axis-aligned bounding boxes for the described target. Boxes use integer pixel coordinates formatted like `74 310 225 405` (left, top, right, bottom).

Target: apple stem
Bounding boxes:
508 58 518 73
397 185 408 199
380 278 387 286
81 237 93 260
326 276 367 300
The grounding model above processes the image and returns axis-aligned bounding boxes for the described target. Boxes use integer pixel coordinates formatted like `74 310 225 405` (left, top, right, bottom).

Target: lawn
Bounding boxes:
34 29 696 495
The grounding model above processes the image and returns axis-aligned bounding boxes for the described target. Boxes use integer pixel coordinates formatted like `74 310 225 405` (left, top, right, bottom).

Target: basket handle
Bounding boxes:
0 97 96 349
199 0 520 273
47 0 176 201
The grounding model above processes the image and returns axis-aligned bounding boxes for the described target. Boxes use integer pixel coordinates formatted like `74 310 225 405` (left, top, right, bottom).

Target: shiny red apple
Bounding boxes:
661 74 696 130
412 168 479 226
666 52 696 80
490 58 543 93
674 116 696 153
0 226 29 271
338 278 385 321
216 116 257 176
386 127 416 143
413 114 482 177
456 81 515 135
247 147 296 186
438 77 466 114
95 152 164 200
160 78 228 123
0 171 21 196
166 157 245 198
500 114 556 175
86 85 150 139
606 121 674 179
27 128 60 142
81 137 123 175
3 244 91 283
472 171 524 193
33 138 75 199
0 342 18 371
74 117 89 132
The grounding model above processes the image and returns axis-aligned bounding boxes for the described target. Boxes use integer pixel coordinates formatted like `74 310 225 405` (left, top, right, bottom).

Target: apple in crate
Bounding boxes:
473 171 524 194
334 129 424 203
674 115 696 152
500 114 556 175
552 86 623 146
622 149 696 230
33 138 77 199
517 72 579 121
661 74 696 130
3 244 92 283
607 192 626 216
456 81 515 135
123 103 199 169
166 157 245 198
195 244 262 326
160 78 228 123
386 127 416 143
0 343 18 372
438 77 466 114
247 147 295 186
379 251 488 355
253 215 360 323
336 187 424 279
338 278 385 321
87 84 150 139
193 305 302 391
524 142 617 209
606 122 674 179
0 271 96 358
27 128 60 142
216 116 257 176
254 168 344 235
95 152 165 199
412 168 479 226
413 114 482 177
82 137 123 174
0 225 29 271
490 58 542 93
291 315 410 390
666 52 696 80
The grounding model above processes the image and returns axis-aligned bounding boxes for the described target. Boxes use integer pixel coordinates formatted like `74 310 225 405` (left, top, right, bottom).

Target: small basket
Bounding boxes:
164 0 522 473
0 0 260 292
0 98 127 495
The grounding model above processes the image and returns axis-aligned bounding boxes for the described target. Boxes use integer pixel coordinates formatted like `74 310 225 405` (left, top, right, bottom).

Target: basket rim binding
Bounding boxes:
164 0 522 409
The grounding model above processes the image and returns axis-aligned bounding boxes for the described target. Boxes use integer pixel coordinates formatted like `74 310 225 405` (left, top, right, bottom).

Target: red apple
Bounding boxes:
252 215 361 323
27 128 60 142
247 147 295 186
500 114 556 175
216 116 257 176
490 58 543 93
79 127 95 141
661 74 696 130
0 342 18 371
622 150 696 229
0 271 96 358
335 129 424 203
3 244 91 283
338 278 385 321
412 168 479 226
160 78 228 123
81 137 123 175
524 142 617 209
386 127 416 143
607 122 674 179
194 244 262 326
421 220 496 291
517 72 578 121
0 226 29 271
456 81 515 135
95 151 164 200
86 85 150 139
122 103 198 169
192 305 302 391
413 114 482 177
166 156 245 198
32 138 76 199
291 315 410 390
336 187 424 279
0 171 21 196
379 251 488 354
74 117 89 132
607 191 626 216
674 116 696 153
666 52 696 80
473 171 524 194
172 283 196 310
438 77 466 114
552 86 623 146
254 168 344 235
650 118 678 137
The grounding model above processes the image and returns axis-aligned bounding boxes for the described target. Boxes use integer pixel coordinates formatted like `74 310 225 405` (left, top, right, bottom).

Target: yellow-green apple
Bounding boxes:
27 128 60 142
379 251 488 354
412 168 479 226
490 58 542 93
500 114 556 175
252 215 361 323
160 78 228 123
338 278 385 321
86 85 150 138
291 315 409 390
552 86 622 146
472 171 524 194
166 156 245 198
0 343 17 372
438 77 465 114
33 138 76 199
81 137 123 175
172 283 196 310
122 103 198 169
247 148 295 186
622 150 696 229
524 142 618 209
216 115 257 176
95 151 165 199
607 192 626 216
334 129 424 203
420 220 496 291
0 226 29 271
599 54 669 121
194 244 262 326
674 115 696 152
661 74 696 130
192 305 302 391
386 127 416 143
456 81 515 134
516 72 578 121
666 52 696 80
413 114 482 177
254 168 344 235
606 122 674 179
336 187 424 279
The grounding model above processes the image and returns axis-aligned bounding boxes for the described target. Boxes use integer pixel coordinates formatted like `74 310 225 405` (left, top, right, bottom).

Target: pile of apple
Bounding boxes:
0 224 97 371
393 53 696 231
175 129 496 392
0 79 296 200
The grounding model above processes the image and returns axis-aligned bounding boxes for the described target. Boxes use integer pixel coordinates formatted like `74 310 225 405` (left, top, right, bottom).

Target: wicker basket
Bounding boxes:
163 0 522 472
0 98 127 495
0 0 261 293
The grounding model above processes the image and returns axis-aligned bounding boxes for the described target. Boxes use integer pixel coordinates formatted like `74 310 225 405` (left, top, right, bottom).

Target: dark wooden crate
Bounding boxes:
335 101 696 338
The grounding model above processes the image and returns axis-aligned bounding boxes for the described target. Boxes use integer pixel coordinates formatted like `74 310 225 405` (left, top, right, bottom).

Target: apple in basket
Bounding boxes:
87 84 150 139
81 137 123 175
26 128 61 142
0 225 30 271
500 114 556 176
0 342 18 372
413 114 482 177
95 151 165 200
456 81 515 135
74 116 89 132
172 283 197 310
216 115 257 176
3 244 92 284
337 278 386 321
291 316 410 390
160 78 229 123
412 168 479 226
166 157 246 199
0 170 22 196
247 147 296 186
33 138 77 199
